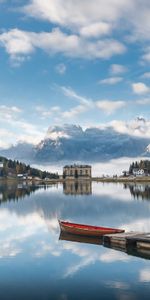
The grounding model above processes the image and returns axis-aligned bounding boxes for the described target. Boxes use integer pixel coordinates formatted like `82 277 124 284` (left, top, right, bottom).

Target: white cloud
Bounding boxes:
99 76 123 85
132 82 150 95
136 98 150 105
61 105 87 119
36 86 93 121
22 0 131 29
109 64 127 75
0 105 21 118
60 86 93 118
0 128 17 149
141 72 150 79
36 105 61 119
22 1 150 44
0 105 45 146
109 117 150 138
142 47 150 62
80 22 111 37
0 28 126 63
96 100 125 115
55 63 66 74
61 86 92 106
0 29 34 60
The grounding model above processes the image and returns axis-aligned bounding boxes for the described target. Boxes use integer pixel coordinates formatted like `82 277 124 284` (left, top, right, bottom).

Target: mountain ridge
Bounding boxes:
1 121 150 163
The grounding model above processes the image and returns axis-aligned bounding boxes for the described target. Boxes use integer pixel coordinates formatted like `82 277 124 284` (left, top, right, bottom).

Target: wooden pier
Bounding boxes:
59 230 150 260
103 232 150 251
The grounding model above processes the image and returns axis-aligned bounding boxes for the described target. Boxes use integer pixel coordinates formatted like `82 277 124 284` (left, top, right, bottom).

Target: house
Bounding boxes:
132 168 145 176
63 164 92 180
17 173 28 180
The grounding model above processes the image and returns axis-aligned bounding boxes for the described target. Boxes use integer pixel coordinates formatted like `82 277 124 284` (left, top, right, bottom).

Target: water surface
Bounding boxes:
0 181 150 300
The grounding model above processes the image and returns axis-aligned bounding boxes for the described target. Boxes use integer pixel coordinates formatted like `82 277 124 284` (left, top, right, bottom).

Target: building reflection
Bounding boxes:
124 183 150 200
63 180 92 195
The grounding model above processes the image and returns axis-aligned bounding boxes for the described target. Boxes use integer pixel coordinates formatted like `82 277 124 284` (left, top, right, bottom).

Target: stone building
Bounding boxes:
63 164 92 180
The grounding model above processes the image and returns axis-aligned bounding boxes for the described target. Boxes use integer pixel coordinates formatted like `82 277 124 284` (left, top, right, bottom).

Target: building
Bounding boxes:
63 164 92 180
132 168 145 176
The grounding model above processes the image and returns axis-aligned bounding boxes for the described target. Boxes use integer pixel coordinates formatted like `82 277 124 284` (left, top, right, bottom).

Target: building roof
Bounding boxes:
64 164 91 168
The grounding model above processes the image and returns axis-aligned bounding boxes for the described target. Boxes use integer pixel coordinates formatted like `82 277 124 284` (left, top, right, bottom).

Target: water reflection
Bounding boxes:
0 182 150 299
59 231 102 245
124 183 150 200
63 180 92 195
0 182 41 203
59 231 150 261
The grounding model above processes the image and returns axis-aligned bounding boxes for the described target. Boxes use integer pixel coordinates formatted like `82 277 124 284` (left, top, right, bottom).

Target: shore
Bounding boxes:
1 176 150 184
92 176 150 183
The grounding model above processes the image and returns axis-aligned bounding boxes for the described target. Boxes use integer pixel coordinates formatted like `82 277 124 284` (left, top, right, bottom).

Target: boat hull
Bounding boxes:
59 220 125 237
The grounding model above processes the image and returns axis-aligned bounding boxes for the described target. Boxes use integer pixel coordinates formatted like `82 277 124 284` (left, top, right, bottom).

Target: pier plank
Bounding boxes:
103 232 150 251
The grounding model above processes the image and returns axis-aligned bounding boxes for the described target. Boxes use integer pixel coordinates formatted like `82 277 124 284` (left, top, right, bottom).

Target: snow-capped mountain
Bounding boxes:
34 123 150 162
1 120 150 162
46 124 83 140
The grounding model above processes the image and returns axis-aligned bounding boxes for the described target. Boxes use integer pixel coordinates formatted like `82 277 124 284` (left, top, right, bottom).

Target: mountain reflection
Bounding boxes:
63 180 92 195
0 182 42 203
124 183 150 200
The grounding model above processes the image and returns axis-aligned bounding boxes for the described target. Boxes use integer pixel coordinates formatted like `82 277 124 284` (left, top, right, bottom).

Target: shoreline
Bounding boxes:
92 176 150 183
1 176 150 184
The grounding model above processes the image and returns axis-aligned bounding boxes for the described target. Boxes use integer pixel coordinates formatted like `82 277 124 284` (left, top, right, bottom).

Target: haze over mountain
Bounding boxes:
1 118 150 163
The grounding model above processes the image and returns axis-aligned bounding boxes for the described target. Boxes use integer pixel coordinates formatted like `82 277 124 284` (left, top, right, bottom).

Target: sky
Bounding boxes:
0 0 150 148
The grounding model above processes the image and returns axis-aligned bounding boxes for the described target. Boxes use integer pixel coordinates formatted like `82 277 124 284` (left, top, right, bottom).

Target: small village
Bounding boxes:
1 157 150 183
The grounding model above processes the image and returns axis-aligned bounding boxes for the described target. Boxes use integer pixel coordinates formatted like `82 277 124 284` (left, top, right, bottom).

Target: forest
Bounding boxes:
129 160 150 174
0 156 59 179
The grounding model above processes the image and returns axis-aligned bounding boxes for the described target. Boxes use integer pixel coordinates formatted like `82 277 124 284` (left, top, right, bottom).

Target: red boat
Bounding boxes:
58 220 125 237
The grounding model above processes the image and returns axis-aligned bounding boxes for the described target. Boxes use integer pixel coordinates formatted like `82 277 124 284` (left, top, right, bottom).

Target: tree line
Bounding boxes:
129 160 150 174
0 156 59 179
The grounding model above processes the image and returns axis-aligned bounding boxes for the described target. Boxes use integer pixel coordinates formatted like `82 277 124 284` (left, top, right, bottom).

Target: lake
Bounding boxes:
0 181 150 300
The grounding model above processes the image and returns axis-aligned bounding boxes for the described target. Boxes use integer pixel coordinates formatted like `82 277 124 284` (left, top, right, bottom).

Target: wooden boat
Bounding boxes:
58 220 125 237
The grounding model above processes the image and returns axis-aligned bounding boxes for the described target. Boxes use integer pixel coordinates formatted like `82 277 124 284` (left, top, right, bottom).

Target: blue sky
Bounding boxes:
0 0 150 148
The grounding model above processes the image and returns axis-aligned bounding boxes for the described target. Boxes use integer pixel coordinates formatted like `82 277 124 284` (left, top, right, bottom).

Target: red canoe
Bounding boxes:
58 220 125 237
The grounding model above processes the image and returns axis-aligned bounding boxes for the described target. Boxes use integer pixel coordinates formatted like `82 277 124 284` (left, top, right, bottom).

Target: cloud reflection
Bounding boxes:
139 268 150 282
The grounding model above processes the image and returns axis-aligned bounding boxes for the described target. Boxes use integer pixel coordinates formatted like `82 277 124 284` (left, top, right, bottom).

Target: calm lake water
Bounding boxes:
0 181 150 300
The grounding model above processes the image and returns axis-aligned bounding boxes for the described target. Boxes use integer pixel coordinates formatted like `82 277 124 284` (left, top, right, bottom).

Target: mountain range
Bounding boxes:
1 119 150 163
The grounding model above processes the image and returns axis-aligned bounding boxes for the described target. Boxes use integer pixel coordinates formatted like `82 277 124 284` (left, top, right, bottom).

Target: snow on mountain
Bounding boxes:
1 119 150 162
46 124 83 140
34 121 150 162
